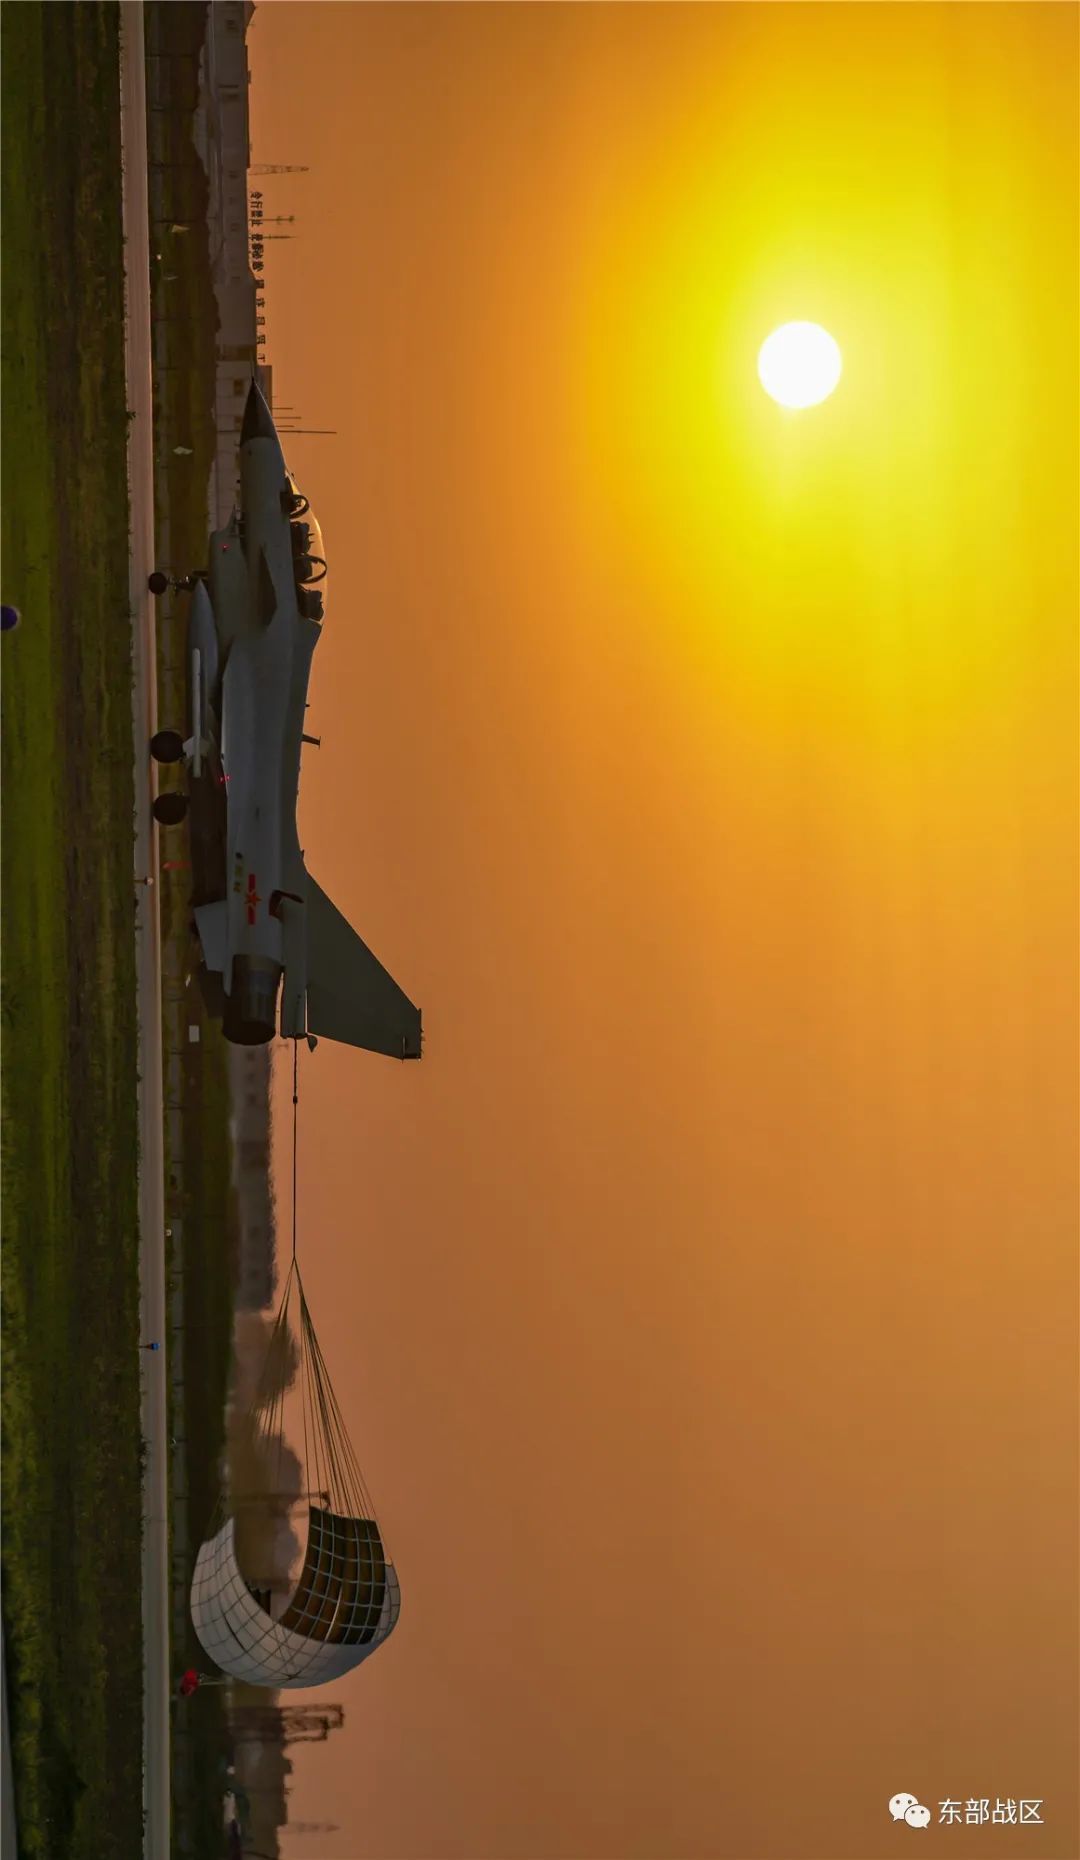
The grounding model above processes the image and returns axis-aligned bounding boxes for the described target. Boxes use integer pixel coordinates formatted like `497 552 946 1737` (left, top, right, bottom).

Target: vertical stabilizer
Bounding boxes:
303 876 421 1059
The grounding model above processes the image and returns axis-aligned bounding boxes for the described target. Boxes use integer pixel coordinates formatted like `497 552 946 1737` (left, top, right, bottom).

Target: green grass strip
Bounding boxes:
2 7 143 1856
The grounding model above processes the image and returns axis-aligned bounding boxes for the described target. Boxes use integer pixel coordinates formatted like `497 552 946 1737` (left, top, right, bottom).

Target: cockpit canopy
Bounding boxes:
286 474 328 623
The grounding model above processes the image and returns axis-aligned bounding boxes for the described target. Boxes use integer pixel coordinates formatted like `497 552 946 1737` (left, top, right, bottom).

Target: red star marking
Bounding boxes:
246 873 261 925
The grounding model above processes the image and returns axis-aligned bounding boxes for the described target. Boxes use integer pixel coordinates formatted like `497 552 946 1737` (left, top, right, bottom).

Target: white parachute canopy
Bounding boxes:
190 1261 400 1688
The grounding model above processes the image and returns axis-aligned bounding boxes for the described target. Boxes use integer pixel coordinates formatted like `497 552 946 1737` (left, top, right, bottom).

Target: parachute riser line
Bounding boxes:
243 1259 376 1523
292 1035 299 1265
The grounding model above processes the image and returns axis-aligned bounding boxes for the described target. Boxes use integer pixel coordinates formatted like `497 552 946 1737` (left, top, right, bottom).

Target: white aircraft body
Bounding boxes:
149 381 421 1057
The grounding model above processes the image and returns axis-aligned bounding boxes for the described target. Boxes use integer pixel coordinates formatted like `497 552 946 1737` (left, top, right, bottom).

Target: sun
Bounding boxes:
757 322 842 409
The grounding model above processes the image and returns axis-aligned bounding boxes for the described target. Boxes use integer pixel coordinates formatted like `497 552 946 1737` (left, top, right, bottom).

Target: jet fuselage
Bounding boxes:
185 381 421 1057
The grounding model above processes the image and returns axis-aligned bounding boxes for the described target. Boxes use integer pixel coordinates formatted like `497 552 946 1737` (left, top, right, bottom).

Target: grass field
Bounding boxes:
145 0 234 1570
0 6 144 1857
175 1025 238 1856
145 0 220 940
143 4 243 1848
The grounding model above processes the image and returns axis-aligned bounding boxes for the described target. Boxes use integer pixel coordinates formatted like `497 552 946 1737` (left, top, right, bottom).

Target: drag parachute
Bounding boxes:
190 1260 400 1688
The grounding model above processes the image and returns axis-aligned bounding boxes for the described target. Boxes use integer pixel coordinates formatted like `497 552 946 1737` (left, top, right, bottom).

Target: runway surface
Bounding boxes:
119 6 172 1858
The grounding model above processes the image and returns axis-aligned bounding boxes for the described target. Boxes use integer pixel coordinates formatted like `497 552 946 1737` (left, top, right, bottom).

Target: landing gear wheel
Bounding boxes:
150 729 184 764
148 571 170 595
152 791 189 826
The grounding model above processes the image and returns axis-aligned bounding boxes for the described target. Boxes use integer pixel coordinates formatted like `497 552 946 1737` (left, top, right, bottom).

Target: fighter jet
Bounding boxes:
147 380 421 1058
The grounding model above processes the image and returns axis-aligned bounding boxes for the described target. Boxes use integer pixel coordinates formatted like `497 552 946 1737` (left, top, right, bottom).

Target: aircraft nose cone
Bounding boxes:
241 379 276 446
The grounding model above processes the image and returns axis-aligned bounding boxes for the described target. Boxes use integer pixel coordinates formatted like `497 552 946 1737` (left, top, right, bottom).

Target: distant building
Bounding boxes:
228 1045 276 1310
194 0 263 523
227 1698 347 1859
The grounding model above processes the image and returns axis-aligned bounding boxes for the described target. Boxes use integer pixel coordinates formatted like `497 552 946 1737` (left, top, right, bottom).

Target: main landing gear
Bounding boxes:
152 791 189 826
150 730 188 824
150 730 184 764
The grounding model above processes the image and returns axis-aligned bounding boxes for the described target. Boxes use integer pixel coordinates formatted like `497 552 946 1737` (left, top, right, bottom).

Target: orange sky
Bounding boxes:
249 7 1077 1857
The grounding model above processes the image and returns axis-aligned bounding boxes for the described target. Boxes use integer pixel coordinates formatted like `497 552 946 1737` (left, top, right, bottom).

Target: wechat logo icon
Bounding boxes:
890 1793 931 1828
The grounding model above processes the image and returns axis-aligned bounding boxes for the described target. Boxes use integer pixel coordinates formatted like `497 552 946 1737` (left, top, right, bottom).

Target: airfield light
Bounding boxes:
757 322 842 409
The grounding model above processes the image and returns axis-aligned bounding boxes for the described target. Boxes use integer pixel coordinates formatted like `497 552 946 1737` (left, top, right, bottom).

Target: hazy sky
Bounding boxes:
249 8 1077 1857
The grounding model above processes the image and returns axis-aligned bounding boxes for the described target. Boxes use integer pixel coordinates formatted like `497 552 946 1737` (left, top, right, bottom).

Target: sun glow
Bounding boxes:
757 322 842 408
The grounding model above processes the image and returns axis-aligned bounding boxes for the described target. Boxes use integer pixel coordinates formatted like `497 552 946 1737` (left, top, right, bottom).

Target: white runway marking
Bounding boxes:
119 7 171 1858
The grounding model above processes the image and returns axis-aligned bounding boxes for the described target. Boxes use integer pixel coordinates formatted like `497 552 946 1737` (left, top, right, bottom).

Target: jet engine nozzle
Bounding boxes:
223 955 283 1045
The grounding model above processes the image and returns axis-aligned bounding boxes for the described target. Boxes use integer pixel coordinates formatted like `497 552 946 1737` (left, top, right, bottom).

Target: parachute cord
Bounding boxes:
292 1036 299 1263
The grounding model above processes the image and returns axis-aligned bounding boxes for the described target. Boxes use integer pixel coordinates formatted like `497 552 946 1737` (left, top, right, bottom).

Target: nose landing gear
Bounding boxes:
148 569 206 596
